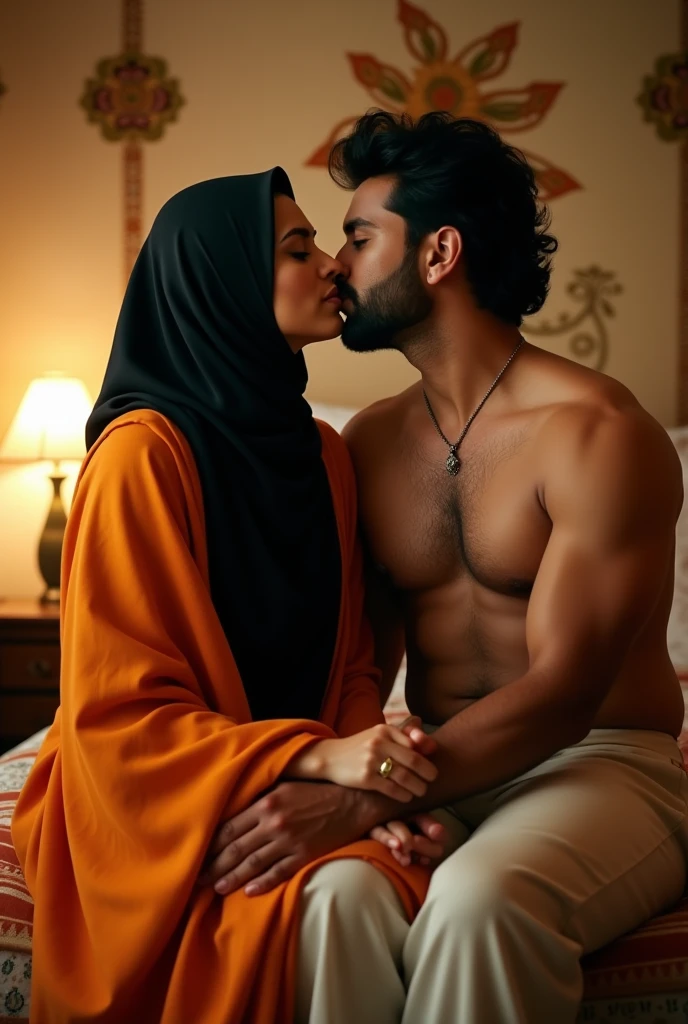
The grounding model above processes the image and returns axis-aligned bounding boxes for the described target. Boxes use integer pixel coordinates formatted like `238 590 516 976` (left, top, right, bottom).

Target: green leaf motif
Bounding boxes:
481 101 523 122
469 49 495 78
381 76 406 103
421 31 436 61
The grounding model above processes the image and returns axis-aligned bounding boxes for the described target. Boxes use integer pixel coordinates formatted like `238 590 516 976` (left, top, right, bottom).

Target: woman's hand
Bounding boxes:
287 723 438 802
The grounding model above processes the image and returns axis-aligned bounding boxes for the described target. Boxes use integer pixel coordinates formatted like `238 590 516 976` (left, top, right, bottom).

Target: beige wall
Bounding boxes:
0 0 681 596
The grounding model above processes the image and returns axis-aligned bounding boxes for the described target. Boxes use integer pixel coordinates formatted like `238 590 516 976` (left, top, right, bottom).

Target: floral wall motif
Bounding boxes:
80 55 183 143
307 0 580 203
638 51 688 142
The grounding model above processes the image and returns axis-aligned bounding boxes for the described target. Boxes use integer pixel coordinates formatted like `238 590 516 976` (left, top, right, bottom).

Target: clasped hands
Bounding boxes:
199 716 446 898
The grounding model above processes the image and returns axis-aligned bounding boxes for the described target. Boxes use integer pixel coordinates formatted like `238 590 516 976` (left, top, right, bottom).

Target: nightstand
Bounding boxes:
0 599 60 753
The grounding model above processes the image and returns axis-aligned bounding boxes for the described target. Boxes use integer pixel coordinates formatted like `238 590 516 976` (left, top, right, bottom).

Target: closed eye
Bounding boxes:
352 239 368 250
290 252 310 261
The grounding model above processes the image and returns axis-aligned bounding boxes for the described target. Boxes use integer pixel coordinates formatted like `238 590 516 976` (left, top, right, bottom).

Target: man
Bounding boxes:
203 113 687 1024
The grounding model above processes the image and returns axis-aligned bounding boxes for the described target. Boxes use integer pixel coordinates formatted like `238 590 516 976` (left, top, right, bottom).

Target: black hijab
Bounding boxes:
86 169 342 722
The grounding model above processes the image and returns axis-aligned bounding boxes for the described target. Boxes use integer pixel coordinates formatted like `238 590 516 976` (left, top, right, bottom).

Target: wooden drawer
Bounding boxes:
0 692 60 742
0 642 61 691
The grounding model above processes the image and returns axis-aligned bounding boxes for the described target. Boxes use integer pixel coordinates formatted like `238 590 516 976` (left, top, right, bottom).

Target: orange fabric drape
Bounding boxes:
12 410 427 1024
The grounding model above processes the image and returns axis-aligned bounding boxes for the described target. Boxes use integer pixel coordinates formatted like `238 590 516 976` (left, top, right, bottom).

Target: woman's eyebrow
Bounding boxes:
279 226 316 243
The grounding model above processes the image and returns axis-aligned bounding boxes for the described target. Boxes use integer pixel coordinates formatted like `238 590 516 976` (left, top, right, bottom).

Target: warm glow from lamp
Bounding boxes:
0 373 94 602
0 373 93 465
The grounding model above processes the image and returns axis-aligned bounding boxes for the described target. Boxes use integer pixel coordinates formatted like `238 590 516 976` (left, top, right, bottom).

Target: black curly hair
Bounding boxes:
329 111 558 327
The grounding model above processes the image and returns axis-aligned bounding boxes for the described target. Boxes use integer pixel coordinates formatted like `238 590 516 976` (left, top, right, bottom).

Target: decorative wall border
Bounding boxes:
79 0 184 286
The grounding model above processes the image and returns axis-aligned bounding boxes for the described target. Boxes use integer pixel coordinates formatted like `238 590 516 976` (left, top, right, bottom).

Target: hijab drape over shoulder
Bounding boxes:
87 169 341 721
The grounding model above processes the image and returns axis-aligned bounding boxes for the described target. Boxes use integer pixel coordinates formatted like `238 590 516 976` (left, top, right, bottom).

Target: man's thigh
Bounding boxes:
430 731 688 953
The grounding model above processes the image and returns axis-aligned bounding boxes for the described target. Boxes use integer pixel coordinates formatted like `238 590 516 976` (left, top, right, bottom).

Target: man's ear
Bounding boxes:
424 226 462 285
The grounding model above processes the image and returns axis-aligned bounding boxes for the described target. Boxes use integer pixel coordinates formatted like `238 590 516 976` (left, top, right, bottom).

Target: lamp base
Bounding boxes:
37 473 67 605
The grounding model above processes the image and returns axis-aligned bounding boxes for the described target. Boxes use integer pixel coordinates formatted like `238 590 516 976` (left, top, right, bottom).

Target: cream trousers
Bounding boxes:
295 729 688 1024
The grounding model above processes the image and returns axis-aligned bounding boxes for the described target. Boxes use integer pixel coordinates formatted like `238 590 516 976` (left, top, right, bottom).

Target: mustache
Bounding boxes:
333 275 358 304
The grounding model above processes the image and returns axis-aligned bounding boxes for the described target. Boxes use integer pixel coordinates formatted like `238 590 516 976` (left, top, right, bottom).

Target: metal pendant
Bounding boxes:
446 449 460 476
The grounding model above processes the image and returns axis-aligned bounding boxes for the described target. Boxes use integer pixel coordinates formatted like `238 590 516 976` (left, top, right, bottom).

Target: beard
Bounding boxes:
337 246 432 354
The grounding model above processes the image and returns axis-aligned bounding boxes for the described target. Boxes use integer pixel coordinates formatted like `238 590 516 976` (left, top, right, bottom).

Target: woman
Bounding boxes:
11 169 435 1023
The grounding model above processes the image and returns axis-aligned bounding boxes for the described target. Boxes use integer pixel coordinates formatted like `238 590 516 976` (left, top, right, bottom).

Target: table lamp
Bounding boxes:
0 373 94 603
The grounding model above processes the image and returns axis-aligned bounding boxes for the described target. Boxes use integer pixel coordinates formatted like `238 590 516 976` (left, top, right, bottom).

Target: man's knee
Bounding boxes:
422 855 550 936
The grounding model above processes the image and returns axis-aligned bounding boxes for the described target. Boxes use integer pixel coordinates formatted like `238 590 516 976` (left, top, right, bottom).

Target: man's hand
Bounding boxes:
200 719 439 897
199 781 385 898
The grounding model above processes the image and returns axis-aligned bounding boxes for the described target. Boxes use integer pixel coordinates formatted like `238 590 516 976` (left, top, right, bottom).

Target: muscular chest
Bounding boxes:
359 430 551 597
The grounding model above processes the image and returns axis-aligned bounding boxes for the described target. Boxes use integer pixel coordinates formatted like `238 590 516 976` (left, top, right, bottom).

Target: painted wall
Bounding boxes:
0 0 681 596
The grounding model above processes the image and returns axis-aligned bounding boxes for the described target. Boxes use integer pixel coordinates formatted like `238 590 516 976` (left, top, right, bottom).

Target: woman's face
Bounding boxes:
273 195 345 352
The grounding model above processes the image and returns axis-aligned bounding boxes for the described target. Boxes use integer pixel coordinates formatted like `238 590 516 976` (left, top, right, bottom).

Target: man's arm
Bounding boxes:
370 407 683 815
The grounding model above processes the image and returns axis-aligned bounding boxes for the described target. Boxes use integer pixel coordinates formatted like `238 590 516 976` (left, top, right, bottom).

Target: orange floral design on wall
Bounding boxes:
306 1 580 202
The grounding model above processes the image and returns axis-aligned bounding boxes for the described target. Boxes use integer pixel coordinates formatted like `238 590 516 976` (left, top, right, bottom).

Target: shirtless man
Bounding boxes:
202 114 688 1024
331 110 688 1021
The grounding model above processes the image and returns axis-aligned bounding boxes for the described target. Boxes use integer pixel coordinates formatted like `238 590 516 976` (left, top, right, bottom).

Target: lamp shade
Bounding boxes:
0 374 94 463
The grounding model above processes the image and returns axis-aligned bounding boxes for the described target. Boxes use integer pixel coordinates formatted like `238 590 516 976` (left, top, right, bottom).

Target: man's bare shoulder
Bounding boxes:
518 347 679 506
527 346 634 412
537 388 682 520
530 349 665 446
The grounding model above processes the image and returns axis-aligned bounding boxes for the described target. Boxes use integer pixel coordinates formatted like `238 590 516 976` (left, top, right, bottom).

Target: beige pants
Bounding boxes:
295 729 688 1024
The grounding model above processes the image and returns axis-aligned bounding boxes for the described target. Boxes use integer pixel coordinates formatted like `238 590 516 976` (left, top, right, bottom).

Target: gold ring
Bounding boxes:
379 756 394 778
